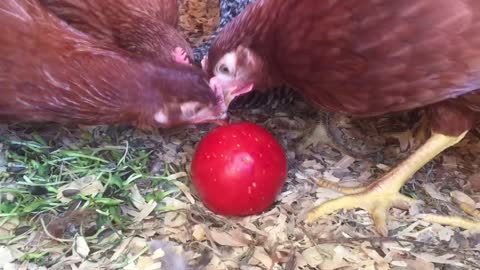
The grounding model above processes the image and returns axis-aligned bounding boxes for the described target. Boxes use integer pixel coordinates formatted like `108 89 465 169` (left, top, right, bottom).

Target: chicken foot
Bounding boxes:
422 214 480 231
306 131 468 236
421 191 480 231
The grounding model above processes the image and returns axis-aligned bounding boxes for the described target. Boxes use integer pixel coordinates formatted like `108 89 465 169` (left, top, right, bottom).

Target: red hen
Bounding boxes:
0 0 227 129
39 0 193 64
204 0 480 235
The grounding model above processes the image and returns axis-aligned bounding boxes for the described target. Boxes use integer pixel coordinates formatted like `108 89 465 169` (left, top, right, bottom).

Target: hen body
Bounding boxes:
40 0 193 63
0 0 226 129
206 0 480 235
208 0 480 133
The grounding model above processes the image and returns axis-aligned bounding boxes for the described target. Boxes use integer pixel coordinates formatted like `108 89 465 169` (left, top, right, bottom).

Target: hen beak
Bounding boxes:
225 82 254 105
209 77 254 107
202 112 230 127
212 118 230 126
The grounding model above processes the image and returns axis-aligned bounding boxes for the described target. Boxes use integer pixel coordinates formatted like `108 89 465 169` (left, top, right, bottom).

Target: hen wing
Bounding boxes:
275 0 480 116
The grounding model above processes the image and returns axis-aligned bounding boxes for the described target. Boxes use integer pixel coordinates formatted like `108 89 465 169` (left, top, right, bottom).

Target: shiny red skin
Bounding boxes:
191 122 288 216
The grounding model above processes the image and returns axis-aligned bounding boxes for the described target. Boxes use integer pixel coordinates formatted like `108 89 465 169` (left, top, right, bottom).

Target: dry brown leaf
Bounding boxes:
279 190 300 205
313 187 343 203
251 247 273 269
132 201 157 224
158 227 190 243
323 171 341 183
130 185 147 210
360 242 390 268
205 255 229 270
4 263 21 270
391 260 408 267
466 173 480 191
450 190 476 206
129 237 148 255
442 155 458 169
388 130 413 151
264 213 288 244
430 224 454 242
412 253 465 267
164 212 188 227
333 155 356 169
73 236 90 258
173 181 196 205
76 257 107 269
294 172 309 181
125 256 160 270
57 175 104 203
151 248 165 261
164 172 188 181
209 229 250 247
376 163 391 171
301 159 323 169
357 170 373 182
301 246 325 267
0 246 15 267
332 245 361 264
423 183 449 202
163 197 190 210
192 224 206 241
293 251 308 268
111 237 134 261
406 257 435 270
0 219 18 238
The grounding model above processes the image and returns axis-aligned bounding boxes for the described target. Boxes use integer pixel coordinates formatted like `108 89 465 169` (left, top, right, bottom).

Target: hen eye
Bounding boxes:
219 64 230 74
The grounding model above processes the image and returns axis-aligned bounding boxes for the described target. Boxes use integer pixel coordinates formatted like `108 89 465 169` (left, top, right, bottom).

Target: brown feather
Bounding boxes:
0 0 226 129
39 0 193 63
207 0 480 136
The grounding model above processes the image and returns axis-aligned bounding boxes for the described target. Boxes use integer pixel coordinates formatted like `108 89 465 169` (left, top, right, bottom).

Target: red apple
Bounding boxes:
191 122 288 216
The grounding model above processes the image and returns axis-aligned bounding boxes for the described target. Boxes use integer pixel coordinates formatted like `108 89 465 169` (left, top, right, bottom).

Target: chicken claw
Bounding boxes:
172 47 190 65
420 191 480 231
306 131 467 236
309 178 417 236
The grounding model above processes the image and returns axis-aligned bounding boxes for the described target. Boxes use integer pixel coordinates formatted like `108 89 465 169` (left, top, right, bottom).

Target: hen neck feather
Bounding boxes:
41 0 190 62
215 0 285 60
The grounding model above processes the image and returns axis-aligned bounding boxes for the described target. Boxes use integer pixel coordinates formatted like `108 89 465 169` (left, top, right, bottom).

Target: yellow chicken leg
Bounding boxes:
306 131 468 236
421 191 480 231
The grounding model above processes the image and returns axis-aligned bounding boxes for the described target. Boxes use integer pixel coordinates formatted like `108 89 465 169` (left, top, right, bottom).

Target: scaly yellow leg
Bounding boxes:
422 215 480 231
306 131 468 236
421 190 480 231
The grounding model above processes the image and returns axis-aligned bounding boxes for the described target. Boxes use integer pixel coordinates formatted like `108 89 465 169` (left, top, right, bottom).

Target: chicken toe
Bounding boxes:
308 176 417 236
306 131 467 236
421 191 480 231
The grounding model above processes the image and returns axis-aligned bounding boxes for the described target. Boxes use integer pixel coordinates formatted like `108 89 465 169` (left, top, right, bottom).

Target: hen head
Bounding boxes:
202 44 269 105
202 0 282 104
148 64 229 128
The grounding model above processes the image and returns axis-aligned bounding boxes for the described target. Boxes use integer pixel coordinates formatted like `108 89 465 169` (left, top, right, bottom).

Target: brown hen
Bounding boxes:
0 0 227 129
204 0 480 235
40 0 194 64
